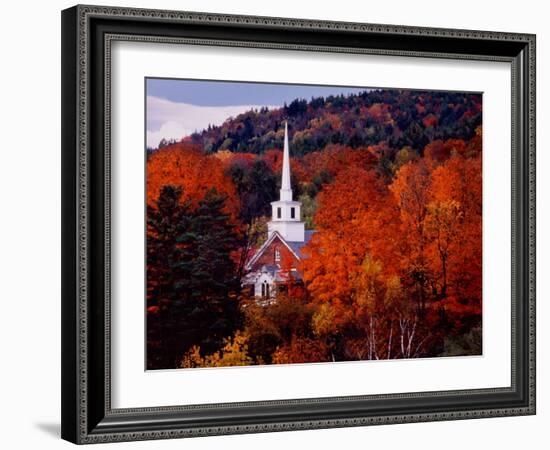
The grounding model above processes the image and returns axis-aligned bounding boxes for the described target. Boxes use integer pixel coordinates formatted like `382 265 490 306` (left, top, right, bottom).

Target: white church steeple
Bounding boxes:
267 122 305 243
280 121 292 201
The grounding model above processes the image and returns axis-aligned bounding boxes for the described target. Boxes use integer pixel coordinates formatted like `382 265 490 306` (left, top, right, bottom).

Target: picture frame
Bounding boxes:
61 4 536 444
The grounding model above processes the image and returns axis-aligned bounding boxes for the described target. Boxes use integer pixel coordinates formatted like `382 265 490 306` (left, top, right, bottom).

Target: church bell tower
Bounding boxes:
267 122 305 243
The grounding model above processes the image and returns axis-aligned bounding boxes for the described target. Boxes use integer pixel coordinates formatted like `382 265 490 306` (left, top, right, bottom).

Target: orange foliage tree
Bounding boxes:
390 151 482 328
147 142 239 217
429 154 482 321
301 145 378 183
299 137 482 360
301 166 407 359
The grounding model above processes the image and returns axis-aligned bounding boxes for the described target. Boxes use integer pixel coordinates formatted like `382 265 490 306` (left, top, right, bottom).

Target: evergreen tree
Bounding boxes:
146 186 242 369
177 189 242 356
146 186 193 369
229 160 278 224
146 185 192 309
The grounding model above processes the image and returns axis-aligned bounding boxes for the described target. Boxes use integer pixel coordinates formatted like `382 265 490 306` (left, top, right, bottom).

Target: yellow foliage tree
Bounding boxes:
180 331 253 368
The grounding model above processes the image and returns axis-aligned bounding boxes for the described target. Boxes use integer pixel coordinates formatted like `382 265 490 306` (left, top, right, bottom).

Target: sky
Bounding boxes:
146 78 368 148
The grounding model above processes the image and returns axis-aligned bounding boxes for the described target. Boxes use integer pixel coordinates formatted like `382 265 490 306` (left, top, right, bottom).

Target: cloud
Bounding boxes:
147 122 193 150
146 96 275 149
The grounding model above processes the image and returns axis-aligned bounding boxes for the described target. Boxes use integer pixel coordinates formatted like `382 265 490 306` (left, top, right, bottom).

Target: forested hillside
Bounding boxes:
185 89 482 157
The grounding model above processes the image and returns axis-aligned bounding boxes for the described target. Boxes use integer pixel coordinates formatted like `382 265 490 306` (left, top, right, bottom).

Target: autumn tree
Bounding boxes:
345 257 431 360
389 150 482 343
147 142 239 216
303 166 400 306
180 332 253 368
241 290 317 364
390 160 432 315
301 167 414 360
429 153 482 329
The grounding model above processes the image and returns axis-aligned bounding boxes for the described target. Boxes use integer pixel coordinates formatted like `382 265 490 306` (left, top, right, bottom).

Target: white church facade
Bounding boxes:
243 122 314 300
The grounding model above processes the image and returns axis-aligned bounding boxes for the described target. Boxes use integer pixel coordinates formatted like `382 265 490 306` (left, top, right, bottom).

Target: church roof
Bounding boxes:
286 230 315 258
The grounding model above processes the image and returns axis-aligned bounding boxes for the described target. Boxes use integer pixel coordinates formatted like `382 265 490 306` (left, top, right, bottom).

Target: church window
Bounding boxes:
261 281 270 298
277 207 281 219
290 207 295 219
275 248 281 262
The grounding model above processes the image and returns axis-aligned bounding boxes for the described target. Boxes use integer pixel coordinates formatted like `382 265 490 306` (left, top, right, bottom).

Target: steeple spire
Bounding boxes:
280 121 292 201
267 121 305 242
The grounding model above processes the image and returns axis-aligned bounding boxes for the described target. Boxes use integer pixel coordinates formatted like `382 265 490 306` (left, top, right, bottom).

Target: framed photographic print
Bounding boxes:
61 4 536 444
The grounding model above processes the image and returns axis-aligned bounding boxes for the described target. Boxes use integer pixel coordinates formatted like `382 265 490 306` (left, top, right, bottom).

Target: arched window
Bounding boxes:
275 248 281 262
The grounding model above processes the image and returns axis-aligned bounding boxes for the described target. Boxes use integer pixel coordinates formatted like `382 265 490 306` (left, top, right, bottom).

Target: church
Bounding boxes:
243 122 314 300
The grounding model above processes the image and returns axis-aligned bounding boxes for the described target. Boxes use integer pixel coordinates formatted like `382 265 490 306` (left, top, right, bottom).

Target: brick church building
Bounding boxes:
243 122 314 300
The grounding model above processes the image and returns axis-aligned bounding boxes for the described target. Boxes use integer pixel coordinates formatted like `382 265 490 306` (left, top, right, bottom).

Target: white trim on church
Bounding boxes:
245 230 300 272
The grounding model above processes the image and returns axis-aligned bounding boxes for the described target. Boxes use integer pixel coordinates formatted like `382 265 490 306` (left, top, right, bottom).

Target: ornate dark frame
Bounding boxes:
61 4 536 444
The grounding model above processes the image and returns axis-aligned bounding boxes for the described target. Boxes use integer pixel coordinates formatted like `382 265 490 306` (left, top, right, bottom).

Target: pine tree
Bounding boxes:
180 189 241 356
146 186 242 369
146 186 194 369
146 185 192 308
